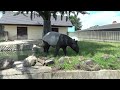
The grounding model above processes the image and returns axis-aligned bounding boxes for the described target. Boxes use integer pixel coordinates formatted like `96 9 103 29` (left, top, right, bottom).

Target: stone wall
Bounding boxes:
0 40 44 51
1 67 120 79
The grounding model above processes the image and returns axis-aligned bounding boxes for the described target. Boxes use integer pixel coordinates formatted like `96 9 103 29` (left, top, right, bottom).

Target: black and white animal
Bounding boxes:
42 32 79 57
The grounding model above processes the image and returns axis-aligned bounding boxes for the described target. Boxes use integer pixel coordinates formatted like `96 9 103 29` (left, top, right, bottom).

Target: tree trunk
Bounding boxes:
42 20 52 37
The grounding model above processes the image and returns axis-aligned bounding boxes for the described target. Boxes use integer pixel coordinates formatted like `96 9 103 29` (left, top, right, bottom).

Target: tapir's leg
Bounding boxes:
43 42 50 53
62 46 67 56
44 45 50 53
43 45 47 53
46 45 50 53
54 46 60 57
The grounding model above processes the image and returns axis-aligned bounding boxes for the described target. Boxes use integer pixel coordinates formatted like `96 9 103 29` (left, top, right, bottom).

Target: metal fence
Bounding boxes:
68 31 120 42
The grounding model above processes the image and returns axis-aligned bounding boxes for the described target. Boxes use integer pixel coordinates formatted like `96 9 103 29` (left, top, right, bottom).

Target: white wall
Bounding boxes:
4 25 68 40
28 26 43 40
52 27 67 35
4 25 17 40
59 27 67 35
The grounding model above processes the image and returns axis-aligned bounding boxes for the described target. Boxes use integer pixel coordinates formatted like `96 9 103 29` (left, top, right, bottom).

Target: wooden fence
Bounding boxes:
68 31 120 42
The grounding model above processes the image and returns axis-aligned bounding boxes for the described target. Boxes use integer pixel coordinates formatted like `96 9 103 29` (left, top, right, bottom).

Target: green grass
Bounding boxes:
47 41 120 70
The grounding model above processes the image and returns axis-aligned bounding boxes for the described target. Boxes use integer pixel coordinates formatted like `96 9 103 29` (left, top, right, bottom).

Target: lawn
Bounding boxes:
47 41 120 70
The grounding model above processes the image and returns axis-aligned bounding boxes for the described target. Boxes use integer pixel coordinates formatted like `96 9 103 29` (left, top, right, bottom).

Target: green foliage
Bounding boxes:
1 41 120 70
2 11 88 21
48 41 120 70
0 51 32 60
69 15 82 30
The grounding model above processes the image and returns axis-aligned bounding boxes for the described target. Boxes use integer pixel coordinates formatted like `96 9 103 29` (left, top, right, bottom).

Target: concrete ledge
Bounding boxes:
51 70 120 79
1 68 120 79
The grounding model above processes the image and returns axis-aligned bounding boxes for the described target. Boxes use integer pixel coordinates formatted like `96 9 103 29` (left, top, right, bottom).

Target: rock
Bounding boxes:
0 59 14 70
79 56 85 61
58 56 71 64
49 57 55 60
80 59 101 71
13 61 24 68
52 65 61 72
37 57 55 66
58 57 65 64
92 64 101 71
0 66 52 79
84 59 95 65
83 65 92 71
37 58 45 65
35 62 43 66
23 55 37 67
15 64 24 69
64 56 70 59
14 61 23 65
101 54 111 60
74 63 81 69
32 44 44 54
23 60 31 67
45 60 55 66
34 39 44 47
39 56 48 60
83 64 101 71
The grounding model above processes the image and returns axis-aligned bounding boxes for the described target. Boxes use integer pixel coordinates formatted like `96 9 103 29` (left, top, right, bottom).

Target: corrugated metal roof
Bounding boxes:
81 23 120 31
0 11 72 27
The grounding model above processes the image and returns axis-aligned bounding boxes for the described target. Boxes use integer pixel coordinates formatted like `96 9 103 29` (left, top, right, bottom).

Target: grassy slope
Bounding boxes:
48 41 120 70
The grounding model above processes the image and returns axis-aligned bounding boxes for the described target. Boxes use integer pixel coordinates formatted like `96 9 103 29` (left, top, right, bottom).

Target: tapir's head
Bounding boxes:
69 39 79 54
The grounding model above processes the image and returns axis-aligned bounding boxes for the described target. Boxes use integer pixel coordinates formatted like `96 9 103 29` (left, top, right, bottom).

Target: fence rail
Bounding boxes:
68 31 120 42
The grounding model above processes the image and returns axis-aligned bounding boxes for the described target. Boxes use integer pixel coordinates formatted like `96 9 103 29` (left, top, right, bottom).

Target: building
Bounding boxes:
68 26 75 32
0 11 72 40
76 21 120 41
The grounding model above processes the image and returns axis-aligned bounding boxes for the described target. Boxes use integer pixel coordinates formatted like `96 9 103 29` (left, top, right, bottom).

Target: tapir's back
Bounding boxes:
42 32 61 46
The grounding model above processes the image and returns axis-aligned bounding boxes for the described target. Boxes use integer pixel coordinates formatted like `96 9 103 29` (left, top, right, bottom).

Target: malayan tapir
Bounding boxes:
42 31 79 57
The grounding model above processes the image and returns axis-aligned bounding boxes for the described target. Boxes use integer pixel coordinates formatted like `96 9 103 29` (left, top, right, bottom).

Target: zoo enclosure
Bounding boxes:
68 30 120 42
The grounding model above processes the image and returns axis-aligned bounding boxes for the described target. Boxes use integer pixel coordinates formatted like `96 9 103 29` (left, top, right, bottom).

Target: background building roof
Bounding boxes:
0 11 72 27
81 23 120 31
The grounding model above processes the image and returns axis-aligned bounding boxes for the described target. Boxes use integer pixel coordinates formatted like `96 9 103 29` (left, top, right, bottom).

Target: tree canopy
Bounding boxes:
69 15 82 30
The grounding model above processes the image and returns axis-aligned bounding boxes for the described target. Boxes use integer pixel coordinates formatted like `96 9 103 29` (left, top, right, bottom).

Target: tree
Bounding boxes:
2 11 88 37
69 15 82 31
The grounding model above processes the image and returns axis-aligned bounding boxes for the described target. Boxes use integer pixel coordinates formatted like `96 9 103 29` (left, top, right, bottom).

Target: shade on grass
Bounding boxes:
47 41 120 70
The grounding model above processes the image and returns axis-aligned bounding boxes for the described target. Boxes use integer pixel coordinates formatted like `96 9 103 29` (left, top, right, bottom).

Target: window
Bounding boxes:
17 27 27 40
52 27 59 32
0 25 4 31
